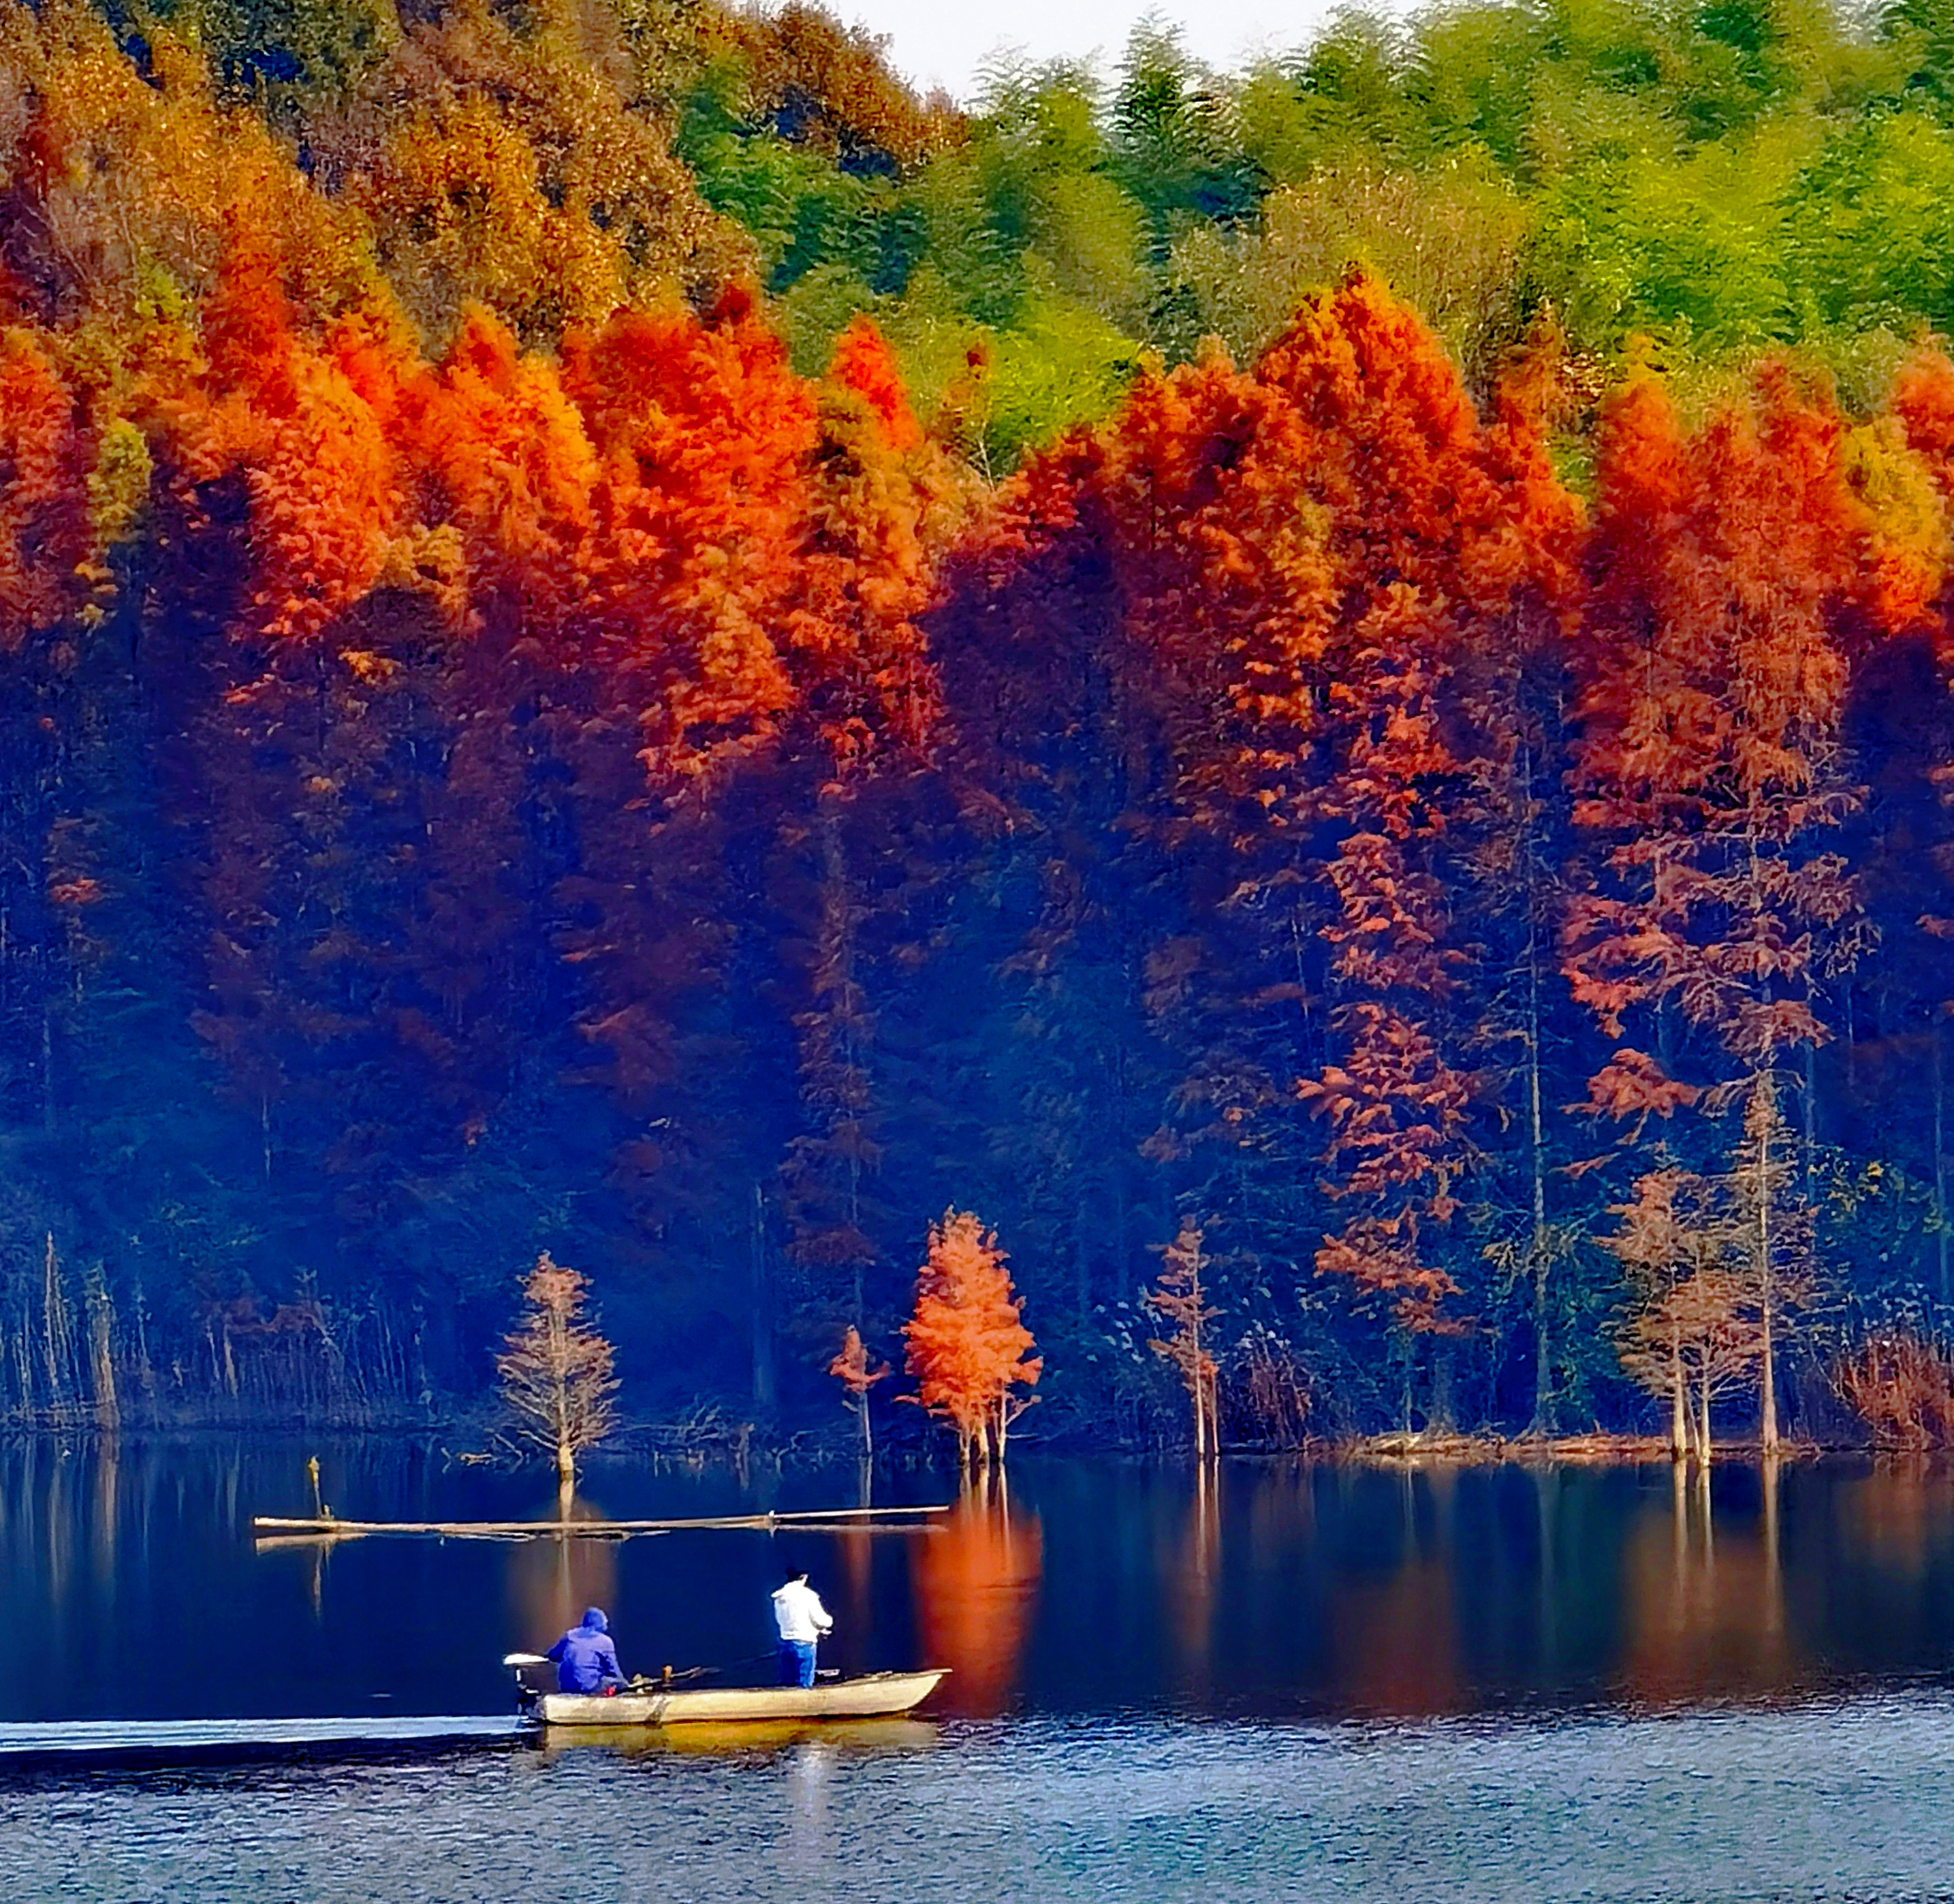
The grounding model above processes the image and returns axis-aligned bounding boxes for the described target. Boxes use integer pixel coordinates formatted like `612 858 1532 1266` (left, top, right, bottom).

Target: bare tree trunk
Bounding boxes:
1428 1340 1455 1435
1189 1242 1212 1461
1757 1085 1780 1457
41 1234 69 1425
1937 1023 1950 1310
86 1266 117 1432
132 1281 155 1425
1669 1321 1688 1464
1525 899 1554 1437
552 1302 573 1486
1698 1367 1713 1465
750 1183 775 1409
1801 1037 1816 1200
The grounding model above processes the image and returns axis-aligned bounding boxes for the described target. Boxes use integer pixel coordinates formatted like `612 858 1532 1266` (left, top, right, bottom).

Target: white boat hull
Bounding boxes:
535 1669 947 1728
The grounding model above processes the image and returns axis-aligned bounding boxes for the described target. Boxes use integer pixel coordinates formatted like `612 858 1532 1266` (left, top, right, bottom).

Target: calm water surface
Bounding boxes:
7 1444 1954 1899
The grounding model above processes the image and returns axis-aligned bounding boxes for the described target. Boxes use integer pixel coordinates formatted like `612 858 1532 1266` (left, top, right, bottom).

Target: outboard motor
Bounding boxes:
503 1653 553 1717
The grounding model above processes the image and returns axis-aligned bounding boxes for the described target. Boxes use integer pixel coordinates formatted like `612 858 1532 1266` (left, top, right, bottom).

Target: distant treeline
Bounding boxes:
11 0 1954 1446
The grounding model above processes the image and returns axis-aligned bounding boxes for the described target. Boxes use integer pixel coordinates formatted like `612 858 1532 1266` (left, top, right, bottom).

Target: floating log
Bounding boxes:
251 1503 951 1544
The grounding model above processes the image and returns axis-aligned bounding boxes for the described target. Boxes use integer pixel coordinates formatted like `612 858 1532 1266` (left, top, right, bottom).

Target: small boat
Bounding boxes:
505 1655 947 1728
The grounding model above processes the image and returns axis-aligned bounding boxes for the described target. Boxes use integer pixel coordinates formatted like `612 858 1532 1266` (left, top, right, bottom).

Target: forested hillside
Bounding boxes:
9 0 1954 1444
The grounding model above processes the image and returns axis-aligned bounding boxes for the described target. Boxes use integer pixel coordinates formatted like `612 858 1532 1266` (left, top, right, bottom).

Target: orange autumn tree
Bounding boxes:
1608 1166 1746 1461
1073 275 1579 1422
1564 361 1919 1453
777 319 954 1322
497 1252 620 1488
902 1208 1042 1471
1278 292 1578 1367
0 330 87 644
172 239 533 1201
1147 1221 1221 1460
828 1324 889 1459
162 263 955 1215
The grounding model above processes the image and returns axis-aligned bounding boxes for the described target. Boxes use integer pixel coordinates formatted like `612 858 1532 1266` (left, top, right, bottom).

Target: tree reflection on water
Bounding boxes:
910 1475 1043 1717
9 1446 1954 1729
1618 1460 1799 1705
505 1488 619 1661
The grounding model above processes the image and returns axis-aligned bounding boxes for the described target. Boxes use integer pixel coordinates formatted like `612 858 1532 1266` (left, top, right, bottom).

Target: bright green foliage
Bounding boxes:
682 0 1954 449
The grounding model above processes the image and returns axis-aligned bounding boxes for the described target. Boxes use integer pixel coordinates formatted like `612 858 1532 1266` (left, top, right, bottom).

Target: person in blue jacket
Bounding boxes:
546 1607 625 1694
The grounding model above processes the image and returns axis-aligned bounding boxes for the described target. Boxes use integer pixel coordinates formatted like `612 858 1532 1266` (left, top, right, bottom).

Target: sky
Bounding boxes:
806 0 1353 102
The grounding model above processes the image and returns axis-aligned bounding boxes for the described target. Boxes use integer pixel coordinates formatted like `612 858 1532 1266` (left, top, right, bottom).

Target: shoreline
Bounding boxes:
0 1422 1930 1467
1328 1431 1826 1467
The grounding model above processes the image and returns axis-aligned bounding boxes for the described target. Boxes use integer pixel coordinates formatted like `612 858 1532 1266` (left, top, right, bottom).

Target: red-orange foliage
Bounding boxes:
789 317 947 762
1564 364 1893 1453
828 1323 889 1456
770 320 960 1307
0 329 86 646
1564 364 1874 1080
1575 1048 1702 1132
67 202 954 1170
902 1208 1041 1468
829 1323 889 1396
1074 276 1580 1334
204 228 402 645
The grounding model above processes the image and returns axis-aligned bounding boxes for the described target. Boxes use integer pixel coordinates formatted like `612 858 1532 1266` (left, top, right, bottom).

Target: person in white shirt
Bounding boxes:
771 1567 834 1687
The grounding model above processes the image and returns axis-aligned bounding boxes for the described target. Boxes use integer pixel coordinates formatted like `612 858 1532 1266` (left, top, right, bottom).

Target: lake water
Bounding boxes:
6 1443 1954 1899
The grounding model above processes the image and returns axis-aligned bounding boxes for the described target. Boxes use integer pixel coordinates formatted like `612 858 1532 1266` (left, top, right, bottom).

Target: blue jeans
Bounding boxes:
777 1640 817 1687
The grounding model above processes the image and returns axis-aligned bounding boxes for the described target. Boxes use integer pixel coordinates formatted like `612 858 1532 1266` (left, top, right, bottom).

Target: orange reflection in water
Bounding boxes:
1837 1458 1954 1575
1323 1473 1462 1718
1166 1466 1221 1697
506 1491 620 1660
1330 1557 1462 1716
911 1480 1043 1717
1617 1463 1799 1705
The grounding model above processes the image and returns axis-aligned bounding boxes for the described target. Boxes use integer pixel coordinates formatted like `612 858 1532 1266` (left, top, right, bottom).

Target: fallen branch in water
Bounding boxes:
251 1502 951 1545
